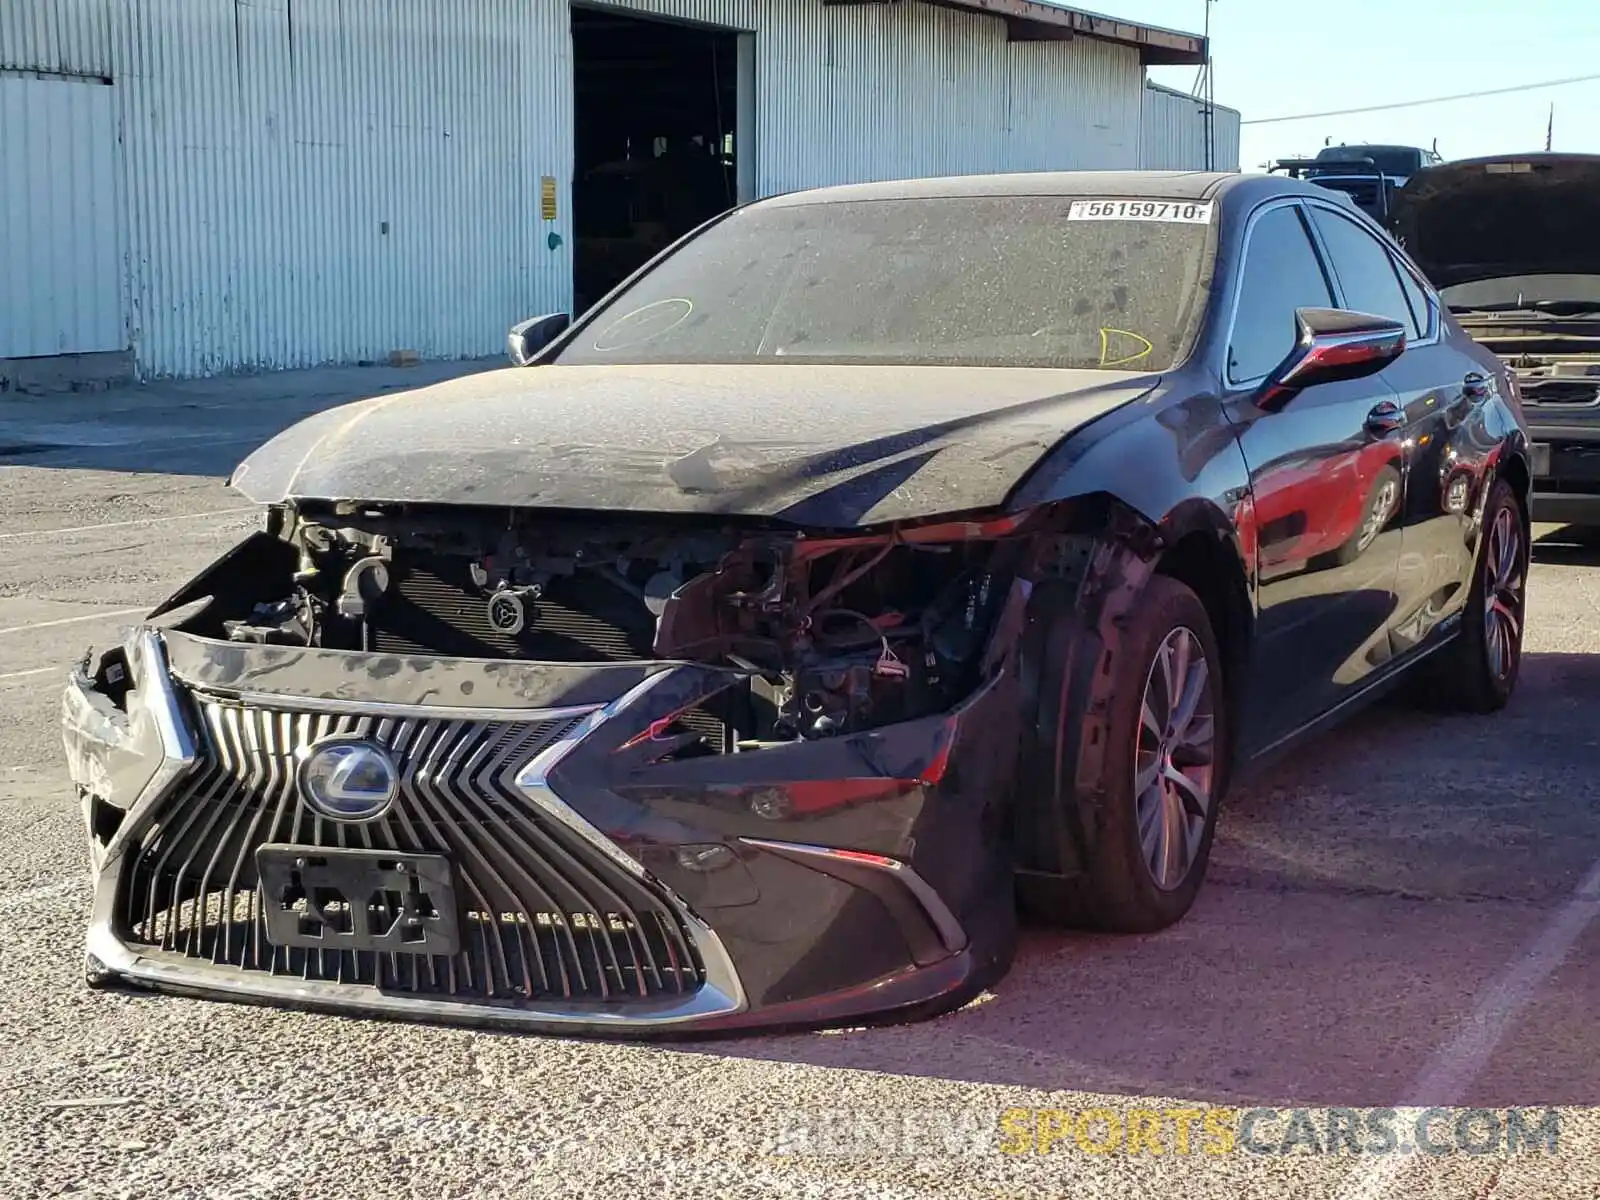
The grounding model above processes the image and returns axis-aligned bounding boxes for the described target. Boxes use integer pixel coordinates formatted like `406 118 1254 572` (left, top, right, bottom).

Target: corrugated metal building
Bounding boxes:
1 0 1211 380
1140 81 1241 173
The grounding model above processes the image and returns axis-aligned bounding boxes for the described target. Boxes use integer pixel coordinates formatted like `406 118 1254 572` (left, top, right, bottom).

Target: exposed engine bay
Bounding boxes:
172 504 1041 754
1496 351 1600 406
1454 319 1600 407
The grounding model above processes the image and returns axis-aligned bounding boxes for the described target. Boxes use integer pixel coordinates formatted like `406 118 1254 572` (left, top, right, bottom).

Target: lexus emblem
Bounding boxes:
298 738 398 823
487 589 527 635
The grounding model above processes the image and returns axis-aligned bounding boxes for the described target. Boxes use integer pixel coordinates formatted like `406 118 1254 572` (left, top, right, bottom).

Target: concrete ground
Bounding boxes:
0 364 1596 1199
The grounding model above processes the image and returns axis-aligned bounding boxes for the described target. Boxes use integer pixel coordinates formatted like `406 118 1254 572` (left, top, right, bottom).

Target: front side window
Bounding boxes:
1228 205 1335 383
1309 208 1417 334
554 196 1216 371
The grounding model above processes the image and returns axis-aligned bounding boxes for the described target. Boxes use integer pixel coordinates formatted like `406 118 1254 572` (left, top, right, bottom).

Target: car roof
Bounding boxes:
755 170 1300 208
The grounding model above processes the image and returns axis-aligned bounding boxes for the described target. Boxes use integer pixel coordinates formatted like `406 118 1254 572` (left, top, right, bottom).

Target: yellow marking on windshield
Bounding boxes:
1099 328 1154 368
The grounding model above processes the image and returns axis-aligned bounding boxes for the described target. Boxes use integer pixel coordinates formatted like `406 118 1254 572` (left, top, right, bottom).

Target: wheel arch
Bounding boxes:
1152 521 1254 724
1497 448 1533 526
1008 490 1254 890
1009 493 1245 928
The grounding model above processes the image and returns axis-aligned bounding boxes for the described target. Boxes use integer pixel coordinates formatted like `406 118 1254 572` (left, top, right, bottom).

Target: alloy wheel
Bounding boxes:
1483 504 1525 682
1134 627 1217 892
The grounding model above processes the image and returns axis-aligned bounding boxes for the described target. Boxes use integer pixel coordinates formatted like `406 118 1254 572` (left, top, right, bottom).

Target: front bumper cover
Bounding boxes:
1526 416 1600 526
63 629 1016 1036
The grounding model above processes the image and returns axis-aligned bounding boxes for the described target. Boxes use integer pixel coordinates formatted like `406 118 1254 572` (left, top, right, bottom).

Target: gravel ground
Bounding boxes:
1 366 1596 1200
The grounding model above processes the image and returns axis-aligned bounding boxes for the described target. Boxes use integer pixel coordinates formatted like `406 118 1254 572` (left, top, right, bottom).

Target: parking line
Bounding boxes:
1337 857 1600 1200
0 608 147 637
0 666 57 683
0 507 254 542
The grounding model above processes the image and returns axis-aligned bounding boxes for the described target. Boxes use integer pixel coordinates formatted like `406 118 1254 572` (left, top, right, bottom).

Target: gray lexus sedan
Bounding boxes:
63 170 1530 1036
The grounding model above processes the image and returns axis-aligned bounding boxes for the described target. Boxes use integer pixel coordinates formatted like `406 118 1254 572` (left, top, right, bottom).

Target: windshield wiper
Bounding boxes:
1451 300 1600 317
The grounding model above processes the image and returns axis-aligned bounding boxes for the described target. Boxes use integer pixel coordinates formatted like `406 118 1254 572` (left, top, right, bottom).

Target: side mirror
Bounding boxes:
1258 307 1407 411
507 313 571 366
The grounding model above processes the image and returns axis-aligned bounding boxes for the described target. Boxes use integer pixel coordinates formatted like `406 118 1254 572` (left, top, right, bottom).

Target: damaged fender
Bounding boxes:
1002 384 1257 905
1010 513 1158 900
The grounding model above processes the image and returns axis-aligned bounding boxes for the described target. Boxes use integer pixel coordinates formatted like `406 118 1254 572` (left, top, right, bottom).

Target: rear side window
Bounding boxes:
1394 261 1433 339
1309 208 1417 334
1229 205 1335 383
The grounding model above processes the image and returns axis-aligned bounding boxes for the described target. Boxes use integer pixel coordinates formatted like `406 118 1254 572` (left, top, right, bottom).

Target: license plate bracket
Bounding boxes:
256 844 460 955
1531 442 1551 476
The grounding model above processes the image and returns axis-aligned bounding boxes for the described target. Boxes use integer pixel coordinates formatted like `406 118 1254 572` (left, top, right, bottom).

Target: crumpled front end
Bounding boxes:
61 503 1040 1034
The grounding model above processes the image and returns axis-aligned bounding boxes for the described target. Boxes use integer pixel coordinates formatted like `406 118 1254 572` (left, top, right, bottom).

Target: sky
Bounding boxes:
1105 0 1600 170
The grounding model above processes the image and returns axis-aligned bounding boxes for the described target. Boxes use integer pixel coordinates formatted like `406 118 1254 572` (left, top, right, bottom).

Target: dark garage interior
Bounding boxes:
571 6 741 313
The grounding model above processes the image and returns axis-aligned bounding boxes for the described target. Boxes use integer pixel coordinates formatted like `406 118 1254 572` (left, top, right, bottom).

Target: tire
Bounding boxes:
1326 464 1401 567
1412 478 1528 713
1024 574 1229 934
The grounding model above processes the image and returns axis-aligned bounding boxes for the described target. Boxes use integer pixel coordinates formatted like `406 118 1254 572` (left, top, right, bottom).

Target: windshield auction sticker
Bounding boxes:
1068 199 1215 223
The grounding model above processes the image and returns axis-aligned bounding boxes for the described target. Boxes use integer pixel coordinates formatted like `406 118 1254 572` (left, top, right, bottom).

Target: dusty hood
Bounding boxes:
1390 154 1600 289
229 363 1159 527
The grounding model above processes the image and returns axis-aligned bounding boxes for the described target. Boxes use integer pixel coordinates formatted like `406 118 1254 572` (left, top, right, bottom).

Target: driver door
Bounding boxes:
1224 201 1406 755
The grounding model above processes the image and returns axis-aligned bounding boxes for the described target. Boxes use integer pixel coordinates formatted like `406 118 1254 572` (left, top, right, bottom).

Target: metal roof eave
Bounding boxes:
903 0 1208 65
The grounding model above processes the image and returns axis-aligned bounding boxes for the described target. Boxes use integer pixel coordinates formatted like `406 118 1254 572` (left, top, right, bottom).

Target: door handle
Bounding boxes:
1365 400 1406 436
1463 372 1490 399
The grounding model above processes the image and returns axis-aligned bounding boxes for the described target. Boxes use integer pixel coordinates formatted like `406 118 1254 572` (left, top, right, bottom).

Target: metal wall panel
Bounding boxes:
1214 105 1242 173
3 0 1156 376
0 0 110 76
1140 83 1241 171
1004 37 1143 173
0 75 124 357
621 0 1142 193
586 0 757 29
112 0 576 377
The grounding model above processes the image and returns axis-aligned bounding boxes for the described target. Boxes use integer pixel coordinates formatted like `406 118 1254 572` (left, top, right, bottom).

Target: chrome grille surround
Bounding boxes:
81 634 747 1028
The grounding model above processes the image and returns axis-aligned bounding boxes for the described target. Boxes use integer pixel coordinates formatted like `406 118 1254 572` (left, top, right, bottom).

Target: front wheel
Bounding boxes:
1023 575 1228 934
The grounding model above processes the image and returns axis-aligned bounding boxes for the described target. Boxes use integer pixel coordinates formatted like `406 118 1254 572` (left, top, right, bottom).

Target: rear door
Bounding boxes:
1304 202 1481 653
1224 200 1406 754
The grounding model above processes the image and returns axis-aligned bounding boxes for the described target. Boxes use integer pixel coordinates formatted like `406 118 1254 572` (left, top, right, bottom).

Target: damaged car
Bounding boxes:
1391 152 1600 527
63 171 1531 1036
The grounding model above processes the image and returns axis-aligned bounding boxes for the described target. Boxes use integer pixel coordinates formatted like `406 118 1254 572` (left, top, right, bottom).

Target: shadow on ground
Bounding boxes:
0 360 496 478
1533 523 1600 568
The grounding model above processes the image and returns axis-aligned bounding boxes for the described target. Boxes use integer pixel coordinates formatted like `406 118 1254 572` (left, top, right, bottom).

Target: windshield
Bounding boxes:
1443 274 1600 314
553 196 1214 370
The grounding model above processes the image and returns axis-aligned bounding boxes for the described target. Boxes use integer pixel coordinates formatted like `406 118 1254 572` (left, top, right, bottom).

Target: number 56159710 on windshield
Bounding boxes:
1068 199 1214 223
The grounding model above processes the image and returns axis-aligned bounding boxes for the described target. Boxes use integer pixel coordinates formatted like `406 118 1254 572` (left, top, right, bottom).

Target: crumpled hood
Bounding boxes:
230 363 1159 527
1390 153 1600 289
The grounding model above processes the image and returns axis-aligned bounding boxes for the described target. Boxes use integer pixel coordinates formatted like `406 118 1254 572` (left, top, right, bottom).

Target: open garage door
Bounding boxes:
571 6 742 314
